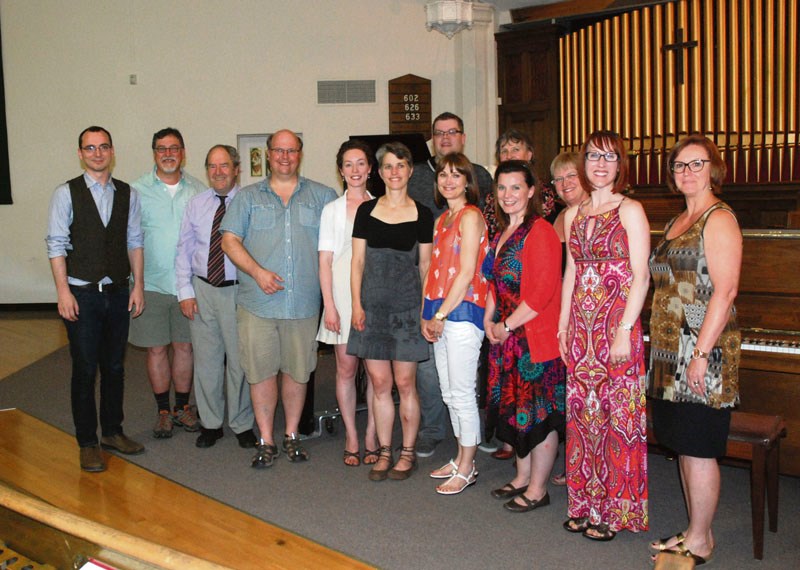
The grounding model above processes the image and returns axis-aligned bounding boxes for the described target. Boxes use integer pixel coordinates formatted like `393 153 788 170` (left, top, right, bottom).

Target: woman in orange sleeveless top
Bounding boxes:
421 153 489 495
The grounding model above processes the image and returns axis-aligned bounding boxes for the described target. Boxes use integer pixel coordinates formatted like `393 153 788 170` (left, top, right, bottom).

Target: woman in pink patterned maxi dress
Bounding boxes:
557 131 651 541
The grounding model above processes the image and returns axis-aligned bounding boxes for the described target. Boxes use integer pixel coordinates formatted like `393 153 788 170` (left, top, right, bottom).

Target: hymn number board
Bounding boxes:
388 75 431 136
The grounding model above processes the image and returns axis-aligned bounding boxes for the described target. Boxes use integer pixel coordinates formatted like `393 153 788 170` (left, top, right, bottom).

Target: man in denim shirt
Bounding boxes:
221 129 336 468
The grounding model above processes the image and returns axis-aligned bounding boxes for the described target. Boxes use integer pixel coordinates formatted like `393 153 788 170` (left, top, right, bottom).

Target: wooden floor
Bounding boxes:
0 313 370 569
0 409 371 569
0 311 68 380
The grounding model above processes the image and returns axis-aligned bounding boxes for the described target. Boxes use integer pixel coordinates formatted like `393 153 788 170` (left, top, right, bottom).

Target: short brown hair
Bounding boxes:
665 134 726 195
433 153 479 209
578 130 629 194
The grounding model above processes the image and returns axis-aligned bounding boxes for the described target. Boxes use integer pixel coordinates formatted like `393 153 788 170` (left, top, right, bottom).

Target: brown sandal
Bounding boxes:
368 446 393 481
387 446 418 480
343 449 361 467
363 448 380 465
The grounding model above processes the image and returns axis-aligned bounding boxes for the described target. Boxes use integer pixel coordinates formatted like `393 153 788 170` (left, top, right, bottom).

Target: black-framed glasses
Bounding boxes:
585 151 619 162
81 144 112 153
551 172 579 186
154 145 183 154
670 159 710 173
433 129 463 138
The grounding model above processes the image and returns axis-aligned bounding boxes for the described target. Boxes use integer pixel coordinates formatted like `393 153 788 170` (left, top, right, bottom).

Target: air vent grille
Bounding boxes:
317 80 376 104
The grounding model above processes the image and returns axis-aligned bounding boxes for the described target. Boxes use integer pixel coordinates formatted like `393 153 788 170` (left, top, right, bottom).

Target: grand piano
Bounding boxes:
638 184 800 477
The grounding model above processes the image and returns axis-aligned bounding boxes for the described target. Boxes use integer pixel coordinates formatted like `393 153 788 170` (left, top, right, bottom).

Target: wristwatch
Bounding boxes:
503 321 512 333
691 347 709 360
618 321 633 332
434 311 447 322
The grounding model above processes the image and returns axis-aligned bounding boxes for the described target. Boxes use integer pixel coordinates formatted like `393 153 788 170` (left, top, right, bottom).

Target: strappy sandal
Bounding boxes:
563 517 590 533
251 443 279 469
282 433 309 462
436 465 478 495
430 459 458 479
649 532 685 554
363 448 380 465
368 445 393 481
343 449 361 467
583 522 616 541
651 542 715 566
387 446 418 480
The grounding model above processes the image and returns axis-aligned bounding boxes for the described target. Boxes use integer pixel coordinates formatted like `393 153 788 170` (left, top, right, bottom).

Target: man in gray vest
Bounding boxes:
46 126 145 472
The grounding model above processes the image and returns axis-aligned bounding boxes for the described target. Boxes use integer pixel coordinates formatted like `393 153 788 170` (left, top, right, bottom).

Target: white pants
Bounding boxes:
433 320 484 447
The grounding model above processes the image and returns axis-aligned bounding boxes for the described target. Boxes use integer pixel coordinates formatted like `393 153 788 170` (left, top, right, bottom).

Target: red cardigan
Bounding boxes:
520 218 562 363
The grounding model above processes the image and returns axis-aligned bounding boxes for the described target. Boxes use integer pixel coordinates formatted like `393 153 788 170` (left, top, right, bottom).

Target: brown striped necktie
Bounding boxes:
206 195 226 286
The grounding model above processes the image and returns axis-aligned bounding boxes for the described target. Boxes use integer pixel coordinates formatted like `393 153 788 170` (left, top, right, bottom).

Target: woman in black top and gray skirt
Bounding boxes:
348 142 434 482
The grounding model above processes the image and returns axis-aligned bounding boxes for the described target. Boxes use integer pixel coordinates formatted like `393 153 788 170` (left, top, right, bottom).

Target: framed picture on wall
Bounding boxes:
237 133 269 187
236 132 304 187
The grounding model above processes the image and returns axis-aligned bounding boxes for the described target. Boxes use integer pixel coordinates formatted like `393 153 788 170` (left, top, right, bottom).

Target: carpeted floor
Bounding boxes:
1 346 798 569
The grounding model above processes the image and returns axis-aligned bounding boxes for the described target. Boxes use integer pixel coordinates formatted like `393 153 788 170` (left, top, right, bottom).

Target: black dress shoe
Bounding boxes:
196 427 224 448
491 483 528 499
235 429 257 449
504 492 550 512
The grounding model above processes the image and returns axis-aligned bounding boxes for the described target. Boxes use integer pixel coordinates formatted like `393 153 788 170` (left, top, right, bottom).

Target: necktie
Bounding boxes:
206 195 227 286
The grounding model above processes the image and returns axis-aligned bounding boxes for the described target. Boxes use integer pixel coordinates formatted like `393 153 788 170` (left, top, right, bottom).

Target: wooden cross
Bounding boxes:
663 27 698 85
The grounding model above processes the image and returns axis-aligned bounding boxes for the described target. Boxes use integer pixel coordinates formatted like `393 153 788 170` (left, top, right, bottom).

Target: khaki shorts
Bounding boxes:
237 307 318 385
128 290 192 347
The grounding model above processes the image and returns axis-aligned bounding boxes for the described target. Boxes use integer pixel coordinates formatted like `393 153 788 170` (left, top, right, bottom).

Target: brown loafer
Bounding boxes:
79 445 106 472
101 433 145 455
491 448 515 460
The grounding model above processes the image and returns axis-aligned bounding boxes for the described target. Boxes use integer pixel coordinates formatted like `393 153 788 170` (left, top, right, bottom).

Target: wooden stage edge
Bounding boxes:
0 409 373 570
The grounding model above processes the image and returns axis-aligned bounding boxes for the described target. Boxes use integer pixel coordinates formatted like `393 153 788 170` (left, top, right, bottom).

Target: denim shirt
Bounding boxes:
221 176 336 319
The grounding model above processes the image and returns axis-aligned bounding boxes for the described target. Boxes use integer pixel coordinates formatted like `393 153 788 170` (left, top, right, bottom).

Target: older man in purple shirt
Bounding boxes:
175 145 256 449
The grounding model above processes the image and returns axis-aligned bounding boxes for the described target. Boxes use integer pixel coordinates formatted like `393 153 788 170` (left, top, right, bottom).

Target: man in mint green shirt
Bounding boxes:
129 127 206 439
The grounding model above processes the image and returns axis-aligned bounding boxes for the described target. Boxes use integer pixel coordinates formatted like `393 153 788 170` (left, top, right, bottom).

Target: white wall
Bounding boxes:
0 0 499 303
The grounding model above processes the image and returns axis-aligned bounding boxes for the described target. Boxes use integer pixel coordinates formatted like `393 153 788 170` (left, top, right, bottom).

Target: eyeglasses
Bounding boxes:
551 172 579 186
433 129 463 138
154 145 183 154
81 144 112 153
670 159 710 173
269 148 300 156
585 151 619 162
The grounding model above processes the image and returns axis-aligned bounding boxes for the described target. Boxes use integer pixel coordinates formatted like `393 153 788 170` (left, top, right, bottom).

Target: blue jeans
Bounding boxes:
64 286 130 447
416 344 448 442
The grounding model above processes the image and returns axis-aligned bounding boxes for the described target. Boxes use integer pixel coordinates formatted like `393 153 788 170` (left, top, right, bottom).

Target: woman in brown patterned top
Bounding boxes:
647 135 742 565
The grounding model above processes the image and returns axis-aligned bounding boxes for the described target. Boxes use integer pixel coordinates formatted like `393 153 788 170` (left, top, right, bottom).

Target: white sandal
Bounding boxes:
429 459 458 479
436 466 477 495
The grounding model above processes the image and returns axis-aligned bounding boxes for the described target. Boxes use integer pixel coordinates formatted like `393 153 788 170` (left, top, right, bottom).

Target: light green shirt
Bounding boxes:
132 167 206 295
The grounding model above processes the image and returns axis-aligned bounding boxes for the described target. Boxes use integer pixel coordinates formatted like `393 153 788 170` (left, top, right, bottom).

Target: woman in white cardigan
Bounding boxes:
317 139 378 466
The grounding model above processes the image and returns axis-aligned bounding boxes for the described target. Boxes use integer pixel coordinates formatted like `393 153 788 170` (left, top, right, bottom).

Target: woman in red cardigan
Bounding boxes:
483 160 565 513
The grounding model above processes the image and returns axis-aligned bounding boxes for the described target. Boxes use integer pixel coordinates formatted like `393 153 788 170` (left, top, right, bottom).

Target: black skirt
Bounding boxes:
651 399 732 458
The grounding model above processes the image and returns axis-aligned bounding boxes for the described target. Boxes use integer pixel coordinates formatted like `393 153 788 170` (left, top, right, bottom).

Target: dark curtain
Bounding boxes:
0 11 11 205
